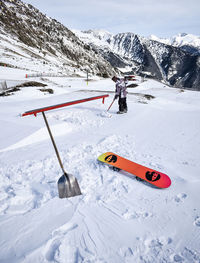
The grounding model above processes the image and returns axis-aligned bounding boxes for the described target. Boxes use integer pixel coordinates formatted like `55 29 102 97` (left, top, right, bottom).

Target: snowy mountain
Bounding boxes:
0 0 116 77
74 30 200 90
150 33 200 55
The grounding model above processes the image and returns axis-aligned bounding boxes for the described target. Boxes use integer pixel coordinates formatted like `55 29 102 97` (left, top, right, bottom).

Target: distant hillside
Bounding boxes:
0 0 116 77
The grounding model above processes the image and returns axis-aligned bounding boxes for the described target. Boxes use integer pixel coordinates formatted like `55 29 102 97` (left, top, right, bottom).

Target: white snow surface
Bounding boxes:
0 66 200 263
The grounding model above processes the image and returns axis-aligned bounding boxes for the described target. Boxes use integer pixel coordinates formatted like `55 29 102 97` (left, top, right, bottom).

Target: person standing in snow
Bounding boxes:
112 76 128 114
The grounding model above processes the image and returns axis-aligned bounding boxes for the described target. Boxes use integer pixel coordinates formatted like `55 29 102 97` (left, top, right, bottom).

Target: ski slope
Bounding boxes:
0 66 200 263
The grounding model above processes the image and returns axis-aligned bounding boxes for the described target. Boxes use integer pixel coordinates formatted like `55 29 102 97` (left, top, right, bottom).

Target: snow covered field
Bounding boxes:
0 66 200 263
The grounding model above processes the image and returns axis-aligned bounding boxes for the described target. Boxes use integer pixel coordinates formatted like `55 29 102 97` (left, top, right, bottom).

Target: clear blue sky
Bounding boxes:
24 0 200 38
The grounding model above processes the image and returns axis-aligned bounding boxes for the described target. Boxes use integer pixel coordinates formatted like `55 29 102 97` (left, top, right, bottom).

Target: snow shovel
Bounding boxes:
42 112 81 198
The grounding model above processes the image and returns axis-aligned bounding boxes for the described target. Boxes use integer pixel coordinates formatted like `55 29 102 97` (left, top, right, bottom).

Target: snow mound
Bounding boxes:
0 74 200 262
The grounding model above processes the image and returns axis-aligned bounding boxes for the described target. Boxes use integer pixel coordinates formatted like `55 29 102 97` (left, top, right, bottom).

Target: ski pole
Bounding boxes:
107 97 116 112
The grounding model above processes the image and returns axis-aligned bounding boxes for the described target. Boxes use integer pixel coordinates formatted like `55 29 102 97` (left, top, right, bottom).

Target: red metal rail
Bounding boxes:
22 94 109 117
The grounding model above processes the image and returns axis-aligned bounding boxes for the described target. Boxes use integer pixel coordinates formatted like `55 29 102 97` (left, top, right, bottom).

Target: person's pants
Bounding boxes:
118 97 127 112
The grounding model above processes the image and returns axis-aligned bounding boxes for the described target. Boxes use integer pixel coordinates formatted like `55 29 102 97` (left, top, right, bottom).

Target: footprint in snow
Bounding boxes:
194 216 200 227
119 247 134 258
45 239 61 262
173 254 184 262
174 193 187 203
122 209 152 220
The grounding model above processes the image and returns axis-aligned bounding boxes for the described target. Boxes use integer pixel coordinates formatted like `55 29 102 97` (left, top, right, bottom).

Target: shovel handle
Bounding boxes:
42 112 66 175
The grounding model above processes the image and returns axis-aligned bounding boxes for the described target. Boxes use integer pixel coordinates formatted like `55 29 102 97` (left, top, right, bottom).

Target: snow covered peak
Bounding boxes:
171 33 200 48
149 35 169 44
83 29 113 41
149 33 200 50
72 29 113 47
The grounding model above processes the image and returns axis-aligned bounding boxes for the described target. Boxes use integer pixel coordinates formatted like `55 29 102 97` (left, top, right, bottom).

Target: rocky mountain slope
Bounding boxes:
74 30 200 90
0 0 116 77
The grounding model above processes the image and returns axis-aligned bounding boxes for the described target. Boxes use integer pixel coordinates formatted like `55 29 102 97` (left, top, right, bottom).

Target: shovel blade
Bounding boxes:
57 173 81 198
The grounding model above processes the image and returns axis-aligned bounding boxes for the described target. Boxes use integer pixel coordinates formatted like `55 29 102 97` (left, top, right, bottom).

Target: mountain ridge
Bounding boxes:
74 29 200 90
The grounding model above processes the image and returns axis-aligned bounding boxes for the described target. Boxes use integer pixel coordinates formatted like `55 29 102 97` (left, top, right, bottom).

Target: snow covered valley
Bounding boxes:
0 67 200 263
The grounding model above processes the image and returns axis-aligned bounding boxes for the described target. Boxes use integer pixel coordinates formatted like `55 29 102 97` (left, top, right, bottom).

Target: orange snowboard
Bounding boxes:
98 152 171 188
